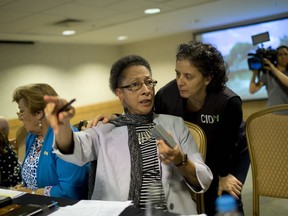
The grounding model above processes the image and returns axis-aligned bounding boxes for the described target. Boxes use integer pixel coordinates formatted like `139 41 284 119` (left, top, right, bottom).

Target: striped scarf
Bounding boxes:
109 112 153 207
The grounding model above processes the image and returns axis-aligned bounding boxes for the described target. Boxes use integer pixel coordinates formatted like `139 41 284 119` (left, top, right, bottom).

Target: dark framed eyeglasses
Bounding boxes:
118 79 157 92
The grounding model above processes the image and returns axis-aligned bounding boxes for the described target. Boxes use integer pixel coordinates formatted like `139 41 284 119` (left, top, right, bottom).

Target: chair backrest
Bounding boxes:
184 121 207 161
246 104 288 216
184 121 207 214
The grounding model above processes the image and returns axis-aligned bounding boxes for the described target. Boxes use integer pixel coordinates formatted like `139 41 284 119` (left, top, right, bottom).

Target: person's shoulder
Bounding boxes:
86 122 117 134
154 113 183 123
223 87 240 97
156 79 177 93
205 87 241 112
223 87 242 104
211 87 241 101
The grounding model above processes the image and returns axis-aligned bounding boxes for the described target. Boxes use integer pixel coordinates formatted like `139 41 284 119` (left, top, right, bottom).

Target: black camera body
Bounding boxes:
247 31 277 71
247 47 277 71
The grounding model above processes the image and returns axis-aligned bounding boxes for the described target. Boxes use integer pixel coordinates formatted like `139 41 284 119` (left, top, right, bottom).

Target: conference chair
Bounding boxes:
184 121 207 161
184 121 207 213
246 104 288 216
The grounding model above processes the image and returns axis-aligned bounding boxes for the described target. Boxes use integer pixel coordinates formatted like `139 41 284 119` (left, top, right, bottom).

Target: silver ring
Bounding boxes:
159 153 165 160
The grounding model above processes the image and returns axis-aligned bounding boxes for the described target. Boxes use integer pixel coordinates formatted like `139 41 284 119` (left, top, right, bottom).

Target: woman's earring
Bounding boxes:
39 121 42 128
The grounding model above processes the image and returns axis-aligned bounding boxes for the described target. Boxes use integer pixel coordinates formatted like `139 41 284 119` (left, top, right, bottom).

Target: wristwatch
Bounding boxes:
175 153 188 167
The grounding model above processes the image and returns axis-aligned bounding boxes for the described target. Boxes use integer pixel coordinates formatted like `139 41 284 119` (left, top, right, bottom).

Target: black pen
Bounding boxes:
57 98 76 116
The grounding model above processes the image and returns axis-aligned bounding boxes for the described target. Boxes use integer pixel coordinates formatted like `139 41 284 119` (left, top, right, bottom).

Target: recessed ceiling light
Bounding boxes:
117 36 128 41
62 30 76 36
144 8 160 14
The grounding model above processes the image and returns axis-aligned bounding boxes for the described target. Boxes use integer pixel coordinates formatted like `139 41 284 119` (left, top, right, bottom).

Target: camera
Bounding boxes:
247 47 277 70
247 32 277 71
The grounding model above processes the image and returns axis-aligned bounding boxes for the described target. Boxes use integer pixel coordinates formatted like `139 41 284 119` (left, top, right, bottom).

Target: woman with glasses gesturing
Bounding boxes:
44 54 212 215
12 83 89 199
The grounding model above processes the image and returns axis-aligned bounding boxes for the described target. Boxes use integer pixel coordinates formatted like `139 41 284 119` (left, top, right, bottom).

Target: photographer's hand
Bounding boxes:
249 70 263 94
263 58 288 87
263 58 275 72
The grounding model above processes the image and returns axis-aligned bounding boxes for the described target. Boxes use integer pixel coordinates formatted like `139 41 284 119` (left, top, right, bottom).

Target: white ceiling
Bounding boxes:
0 0 287 45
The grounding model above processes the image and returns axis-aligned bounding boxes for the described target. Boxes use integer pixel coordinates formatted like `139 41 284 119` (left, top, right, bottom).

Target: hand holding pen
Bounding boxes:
44 96 76 135
56 98 76 116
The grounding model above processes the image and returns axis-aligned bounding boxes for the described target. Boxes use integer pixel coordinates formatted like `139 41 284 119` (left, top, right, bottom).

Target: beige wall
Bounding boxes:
0 43 120 119
0 32 192 119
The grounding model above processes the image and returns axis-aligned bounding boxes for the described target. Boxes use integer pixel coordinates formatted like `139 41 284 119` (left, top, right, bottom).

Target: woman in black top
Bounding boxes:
154 41 250 215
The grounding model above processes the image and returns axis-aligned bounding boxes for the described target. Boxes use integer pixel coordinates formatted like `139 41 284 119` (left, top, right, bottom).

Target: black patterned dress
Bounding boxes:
0 141 22 187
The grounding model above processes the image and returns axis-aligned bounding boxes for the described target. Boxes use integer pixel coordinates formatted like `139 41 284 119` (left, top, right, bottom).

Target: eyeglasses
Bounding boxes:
16 111 26 119
118 79 157 92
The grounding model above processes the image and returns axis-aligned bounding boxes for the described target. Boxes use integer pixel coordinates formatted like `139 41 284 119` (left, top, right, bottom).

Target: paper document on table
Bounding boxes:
0 188 25 199
49 200 133 216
